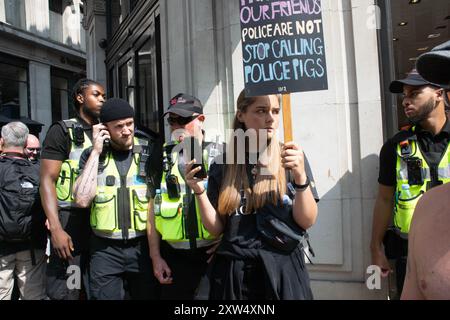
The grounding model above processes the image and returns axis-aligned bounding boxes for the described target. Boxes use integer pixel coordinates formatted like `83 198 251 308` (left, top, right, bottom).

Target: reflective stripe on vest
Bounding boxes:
155 144 216 244
394 128 450 234
56 119 92 208
90 137 149 239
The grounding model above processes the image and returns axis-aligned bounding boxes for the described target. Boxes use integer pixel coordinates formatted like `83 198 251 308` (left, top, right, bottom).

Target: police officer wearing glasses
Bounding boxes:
147 93 222 300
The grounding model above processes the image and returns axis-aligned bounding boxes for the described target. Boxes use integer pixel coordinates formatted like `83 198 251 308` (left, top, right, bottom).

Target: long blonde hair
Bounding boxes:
217 90 286 215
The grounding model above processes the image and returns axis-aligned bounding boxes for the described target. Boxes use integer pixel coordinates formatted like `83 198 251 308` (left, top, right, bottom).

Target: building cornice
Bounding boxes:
0 22 86 60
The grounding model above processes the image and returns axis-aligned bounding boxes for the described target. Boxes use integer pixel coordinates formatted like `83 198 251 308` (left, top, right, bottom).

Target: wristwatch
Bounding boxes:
292 177 310 192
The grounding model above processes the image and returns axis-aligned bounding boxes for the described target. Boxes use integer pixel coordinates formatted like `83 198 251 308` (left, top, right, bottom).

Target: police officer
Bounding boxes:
73 98 158 300
401 40 450 300
147 93 221 300
370 69 450 298
40 79 105 300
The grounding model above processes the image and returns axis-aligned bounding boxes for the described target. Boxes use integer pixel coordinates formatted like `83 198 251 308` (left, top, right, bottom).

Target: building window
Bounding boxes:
4 0 26 29
0 61 29 119
108 68 115 98
136 37 158 133
49 0 63 14
50 69 84 122
49 0 64 43
130 0 139 12
107 0 142 40
106 2 162 138
51 75 72 123
119 57 135 106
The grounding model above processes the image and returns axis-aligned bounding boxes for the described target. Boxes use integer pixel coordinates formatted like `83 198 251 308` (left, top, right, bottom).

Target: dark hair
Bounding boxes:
72 78 103 111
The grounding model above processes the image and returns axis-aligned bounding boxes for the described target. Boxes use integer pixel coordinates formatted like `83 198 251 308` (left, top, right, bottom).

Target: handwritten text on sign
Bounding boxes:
240 0 328 96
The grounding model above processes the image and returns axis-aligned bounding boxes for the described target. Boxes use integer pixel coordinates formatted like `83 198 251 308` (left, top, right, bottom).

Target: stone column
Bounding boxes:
84 0 107 87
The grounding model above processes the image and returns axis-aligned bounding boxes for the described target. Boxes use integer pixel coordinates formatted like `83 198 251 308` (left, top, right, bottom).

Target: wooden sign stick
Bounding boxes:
282 93 293 143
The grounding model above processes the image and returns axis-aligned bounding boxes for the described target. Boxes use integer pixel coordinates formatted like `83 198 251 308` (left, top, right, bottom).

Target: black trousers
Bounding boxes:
396 256 407 297
46 209 91 300
89 235 159 300
159 240 211 300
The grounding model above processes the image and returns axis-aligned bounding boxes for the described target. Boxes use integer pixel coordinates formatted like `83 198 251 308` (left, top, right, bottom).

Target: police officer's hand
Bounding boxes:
281 142 306 182
371 247 392 277
185 159 206 194
152 256 173 285
92 123 110 154
51 227 74 260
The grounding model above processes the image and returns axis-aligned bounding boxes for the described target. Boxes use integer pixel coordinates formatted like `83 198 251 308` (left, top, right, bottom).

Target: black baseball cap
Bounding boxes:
163 93 203 118
389 69 432 93
417 40 450 88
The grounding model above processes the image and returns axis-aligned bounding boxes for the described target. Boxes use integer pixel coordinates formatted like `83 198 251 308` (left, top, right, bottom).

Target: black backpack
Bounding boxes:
0 156 41 243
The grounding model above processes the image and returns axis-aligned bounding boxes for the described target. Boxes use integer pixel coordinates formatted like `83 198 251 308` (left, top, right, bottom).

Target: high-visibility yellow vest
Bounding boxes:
394 127 450 234
155 143 217 246
56 118 92 208
90 137 150 239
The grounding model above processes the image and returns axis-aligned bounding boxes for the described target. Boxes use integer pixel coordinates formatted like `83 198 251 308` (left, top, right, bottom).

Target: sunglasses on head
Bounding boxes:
167 115 198 126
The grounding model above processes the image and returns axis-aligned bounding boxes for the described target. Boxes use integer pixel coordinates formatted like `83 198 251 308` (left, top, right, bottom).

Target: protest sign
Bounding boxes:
240 0 328 96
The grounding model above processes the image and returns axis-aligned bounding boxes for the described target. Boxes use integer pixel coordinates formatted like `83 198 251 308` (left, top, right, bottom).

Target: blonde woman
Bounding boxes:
185 90 319 299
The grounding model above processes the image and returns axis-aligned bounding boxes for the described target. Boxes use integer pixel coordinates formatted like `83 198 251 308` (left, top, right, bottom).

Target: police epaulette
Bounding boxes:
57 120 69 134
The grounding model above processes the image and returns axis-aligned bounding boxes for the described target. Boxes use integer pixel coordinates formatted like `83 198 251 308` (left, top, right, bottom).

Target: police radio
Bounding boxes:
100 138 111 159
137 145 150 179
72 123 85 146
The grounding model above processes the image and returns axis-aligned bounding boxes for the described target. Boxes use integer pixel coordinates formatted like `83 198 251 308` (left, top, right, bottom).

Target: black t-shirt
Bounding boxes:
41 117 94 161
207 152 319 260
207 153 320 211
378 119 450 187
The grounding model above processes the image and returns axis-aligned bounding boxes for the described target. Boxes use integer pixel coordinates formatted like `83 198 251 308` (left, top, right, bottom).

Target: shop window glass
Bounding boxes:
51 75 71 123
108 0 136 37
119 57 135 107
0 62 29 119
4 0 25 29
137 38 158 133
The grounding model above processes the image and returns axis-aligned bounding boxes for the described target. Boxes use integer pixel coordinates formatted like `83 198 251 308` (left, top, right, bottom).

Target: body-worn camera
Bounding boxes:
72 124 85 146
406 157 424 186
166 174 181 199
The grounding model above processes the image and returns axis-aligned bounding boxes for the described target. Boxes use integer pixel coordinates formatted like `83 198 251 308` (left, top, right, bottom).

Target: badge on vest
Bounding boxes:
134 175 146 185
400 140 412 157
